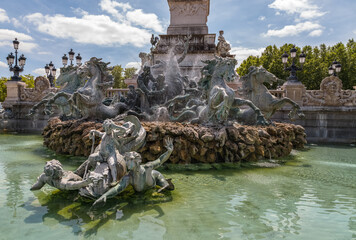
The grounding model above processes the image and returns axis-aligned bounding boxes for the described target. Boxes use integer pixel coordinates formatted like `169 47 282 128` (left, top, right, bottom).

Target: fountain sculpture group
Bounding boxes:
32 115 174 206
30 36 306 205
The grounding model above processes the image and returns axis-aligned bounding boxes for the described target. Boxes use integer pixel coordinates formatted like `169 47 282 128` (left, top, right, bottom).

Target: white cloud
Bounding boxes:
11 17 30 32
126 9 164 33
0 9 10 23
262 21 322 37
258 16 266 21
353 30 356 35
99 0 132 21
0 29 33 41
99 0 164 33
0 29 38 52
24 13 152 47
71 7 89 16
38 51 52 55
0 61 7 68
300 10 326 19
230 47 265 66
268 0 326 19
33 68 60 78
266 0 325 38
11 18 21 28
32 68 45 76
125 61 141 72
24 0 164 47
19 42 38 52
309 29 322 37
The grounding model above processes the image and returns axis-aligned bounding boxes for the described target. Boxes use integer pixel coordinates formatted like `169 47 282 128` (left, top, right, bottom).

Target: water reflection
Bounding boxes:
0 135 356 239
22 188 171 238
218 146 356 239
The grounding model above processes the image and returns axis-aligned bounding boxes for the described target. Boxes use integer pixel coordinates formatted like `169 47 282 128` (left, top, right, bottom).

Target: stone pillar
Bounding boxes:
2 81 26 109
167 0 210 35
282 81 306 106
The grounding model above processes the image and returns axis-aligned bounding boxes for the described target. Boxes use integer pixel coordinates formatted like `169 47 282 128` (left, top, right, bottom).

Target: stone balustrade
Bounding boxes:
269 90 285 99
268 76 356 107
105 88 129 98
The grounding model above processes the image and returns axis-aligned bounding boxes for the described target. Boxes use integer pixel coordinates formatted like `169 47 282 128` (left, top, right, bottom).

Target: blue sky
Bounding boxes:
0 0 355 78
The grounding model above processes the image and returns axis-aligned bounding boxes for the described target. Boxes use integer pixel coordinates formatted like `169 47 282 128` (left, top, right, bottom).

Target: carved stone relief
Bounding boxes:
170 2 208 17
303 76 356 106
19 76 58 102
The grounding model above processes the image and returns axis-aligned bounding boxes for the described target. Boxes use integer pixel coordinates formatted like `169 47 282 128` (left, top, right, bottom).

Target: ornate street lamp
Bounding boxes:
62 49 82 67
6 38 27 81
45 61 57 87
281 45 306 83
76 53 82 66
68 48 75 66
329 60 342 76
62 54 68 67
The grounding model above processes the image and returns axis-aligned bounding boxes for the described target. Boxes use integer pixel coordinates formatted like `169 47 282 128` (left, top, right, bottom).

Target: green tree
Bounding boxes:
111 65 138 89
21 74 35 88
111 65 124 88
237 40 356 90
124 67 137 79
346 39 356 88
236 56 259 76
0 77 8 102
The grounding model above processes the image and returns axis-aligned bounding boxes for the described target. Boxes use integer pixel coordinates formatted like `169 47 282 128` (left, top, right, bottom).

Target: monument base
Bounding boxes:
167 25 209 35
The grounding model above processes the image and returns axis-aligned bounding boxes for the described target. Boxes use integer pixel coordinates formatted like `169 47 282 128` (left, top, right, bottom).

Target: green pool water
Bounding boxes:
0 134 355 240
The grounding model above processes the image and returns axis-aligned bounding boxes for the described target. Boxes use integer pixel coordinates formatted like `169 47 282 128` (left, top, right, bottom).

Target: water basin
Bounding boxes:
0 134 355 239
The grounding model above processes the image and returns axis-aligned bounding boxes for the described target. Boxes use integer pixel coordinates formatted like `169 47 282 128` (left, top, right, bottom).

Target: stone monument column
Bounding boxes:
167 0 210 35
152 0 216 79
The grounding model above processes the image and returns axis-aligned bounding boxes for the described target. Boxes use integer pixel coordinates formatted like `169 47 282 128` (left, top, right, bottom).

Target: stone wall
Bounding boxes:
272 106 356 143
269 76 356 143
1 77 58 133
43 118 306 163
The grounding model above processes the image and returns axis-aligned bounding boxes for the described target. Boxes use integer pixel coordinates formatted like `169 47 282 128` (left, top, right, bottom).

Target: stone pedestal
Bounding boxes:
282 81 306 105
1 78 57 133
152 0 216 79
167 0 210 35
2 81 26 109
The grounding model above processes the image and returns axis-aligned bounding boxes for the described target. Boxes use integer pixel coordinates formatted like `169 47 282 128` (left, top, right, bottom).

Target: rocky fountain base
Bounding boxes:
43 118 306 164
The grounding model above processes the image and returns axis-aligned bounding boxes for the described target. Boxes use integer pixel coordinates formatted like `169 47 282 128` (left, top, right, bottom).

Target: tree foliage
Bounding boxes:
236 39 356 90
111 65 137 89
0 77 8 102
124 67 137 80
0 74 36 102
21 74 35 88
112 65 124 88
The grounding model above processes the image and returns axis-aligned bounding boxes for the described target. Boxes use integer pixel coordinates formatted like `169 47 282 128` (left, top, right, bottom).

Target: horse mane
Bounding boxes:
199 59 217 91
239 66 259 95
199 56 238 91
88 57 113 84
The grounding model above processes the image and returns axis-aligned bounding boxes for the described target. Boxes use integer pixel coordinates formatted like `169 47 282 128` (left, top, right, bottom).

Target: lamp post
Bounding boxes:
62 49 82 67
45 61 57 87
328 60 342 76
281 45 306 83
6 38 27 81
